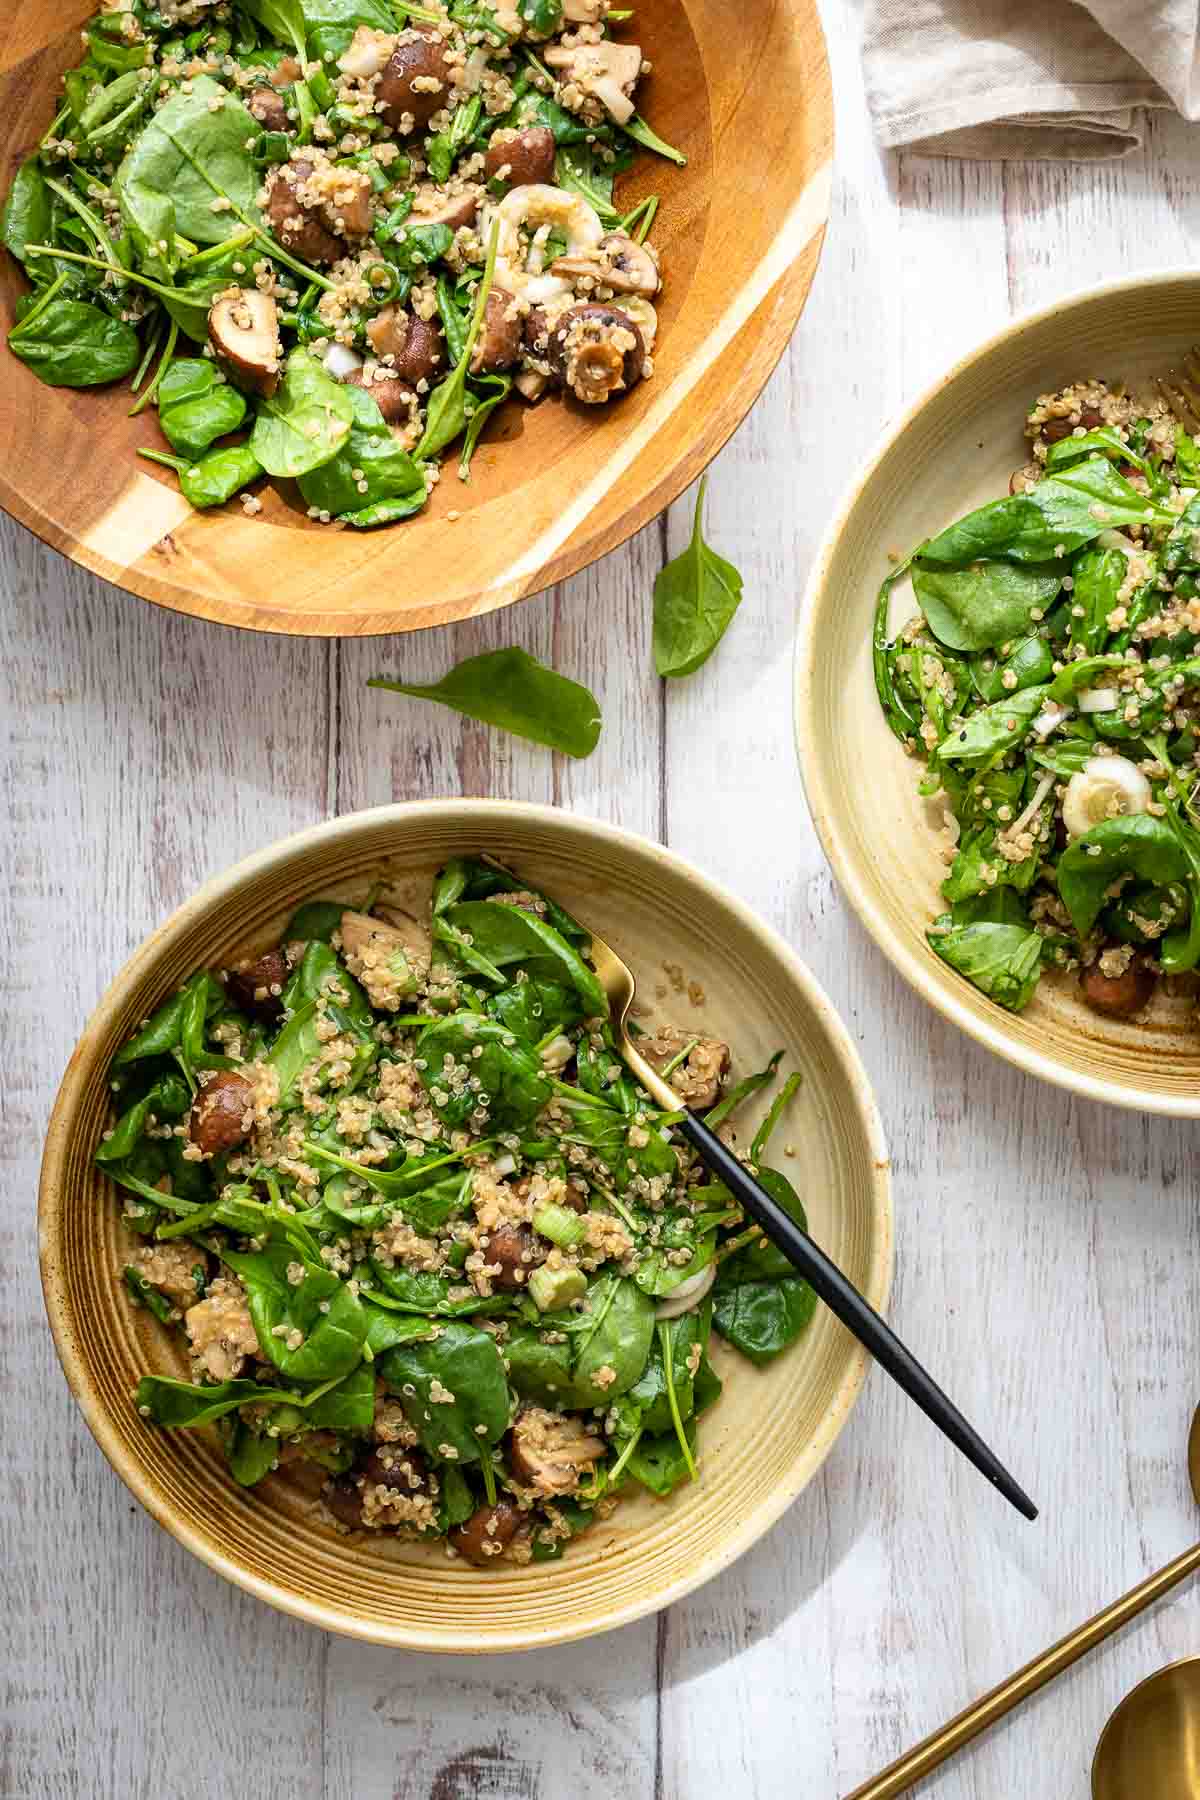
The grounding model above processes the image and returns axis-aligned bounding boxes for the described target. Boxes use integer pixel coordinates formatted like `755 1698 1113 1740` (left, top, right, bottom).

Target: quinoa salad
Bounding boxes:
1 0 681 529
104 857 813 1566
874 377 1200 1023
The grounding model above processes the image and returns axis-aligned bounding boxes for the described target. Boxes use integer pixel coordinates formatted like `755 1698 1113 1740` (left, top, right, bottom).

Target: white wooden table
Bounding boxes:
6 6 1200 1794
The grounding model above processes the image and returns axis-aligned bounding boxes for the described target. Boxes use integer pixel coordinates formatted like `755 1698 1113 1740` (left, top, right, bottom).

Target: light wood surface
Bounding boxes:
0 0 831 636
5 2 1200 1794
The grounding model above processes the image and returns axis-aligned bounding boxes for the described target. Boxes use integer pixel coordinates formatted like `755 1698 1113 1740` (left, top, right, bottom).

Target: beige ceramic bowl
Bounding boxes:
40 801 890 1651
796 269 1200 1116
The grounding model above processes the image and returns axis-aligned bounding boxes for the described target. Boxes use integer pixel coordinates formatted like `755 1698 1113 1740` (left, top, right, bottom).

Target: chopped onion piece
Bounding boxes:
654 1263 716 1320
1078 687 1120 713
491 1152 516 1177
1032 700 1073 738
1062 755 1151 840
323 342 363 380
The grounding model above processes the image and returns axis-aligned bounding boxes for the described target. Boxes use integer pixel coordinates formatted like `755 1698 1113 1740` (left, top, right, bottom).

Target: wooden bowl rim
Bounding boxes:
0 1 833 638
39 799 891 1648
794 264 1200 1118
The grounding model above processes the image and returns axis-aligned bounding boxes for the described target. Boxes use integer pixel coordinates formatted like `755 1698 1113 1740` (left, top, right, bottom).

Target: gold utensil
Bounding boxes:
582 917 1036 1518
1155 347 1200 428
846 1407 1200 1798
1092 1655 1200 1797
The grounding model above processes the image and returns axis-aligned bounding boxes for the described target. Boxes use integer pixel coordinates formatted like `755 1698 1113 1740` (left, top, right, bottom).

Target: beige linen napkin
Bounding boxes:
862 0 1200 160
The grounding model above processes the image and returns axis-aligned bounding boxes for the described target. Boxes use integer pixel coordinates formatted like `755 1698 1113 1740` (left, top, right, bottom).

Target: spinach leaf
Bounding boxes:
379 1320 510 1464
340 491 429 528
569 1275 654 1404
652 476 744 677
969 635 1054 703
2 158 51 266
504 1326 573 1403
1066 546 1126 654
229 1424 279 1487
123 1266 175 1324
488 976 582 1043
626 1422 697 1495
1043 426 1150 475
135 1374 289 1426
1164 494 1200 577
554 142 620 224
116 77 263 254
459 371 511 477
223 1242 368 1381
415 1013 552 1130
96 1070 190 1164
621 113 687 166
367 1259 500 1318
520 0 563 30
414 219 500 460
161 231 258 340
911 561 1061 653
156 357 247 459
627 1304 705 1430
297 380 424 515
239 0 307 54
443 901 606 1016
712 1274 816 1366
927 918 1043 1012
250 347 355 477
370 648 602 758
375 219 453 273
303 1361 375 1433
920 459 1174 567
1057 814 1190 936
285 899 346 943
9 299 140 388
301 0 397 61
141 442 264 509
362 1298 439 1356
511 90 596 145
937 684 1051 767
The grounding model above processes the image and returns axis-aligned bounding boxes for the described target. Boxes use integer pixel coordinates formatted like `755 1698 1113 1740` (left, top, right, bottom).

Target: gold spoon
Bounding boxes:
846 1408 1200 1798
1092 1654 1200 1796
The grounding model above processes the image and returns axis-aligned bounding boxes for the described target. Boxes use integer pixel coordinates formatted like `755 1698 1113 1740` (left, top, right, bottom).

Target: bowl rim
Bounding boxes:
794 264 1200 1119
39 798 892 1650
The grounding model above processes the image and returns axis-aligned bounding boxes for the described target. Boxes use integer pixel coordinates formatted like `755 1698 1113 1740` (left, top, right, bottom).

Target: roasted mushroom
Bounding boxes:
449 1499 522 1565
552 231 660 297
642 1025 731 1109
188 1071 254 1156
344 368 411 425
470 287 523 374
543 40 643 125
338 906 431 1010
376 24 453 132
208 289 282 398
509 1406 606 1497
247 85 289 133
224 947 289 1023
265 162 342 266
483 1222 541 1291
411 185 482 232
364 306 446 384
546 302 644 405
1079 959 1157 1018
483 125 556 187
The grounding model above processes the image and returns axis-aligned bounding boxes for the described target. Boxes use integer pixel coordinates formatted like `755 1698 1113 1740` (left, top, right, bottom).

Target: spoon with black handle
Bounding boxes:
585 921 1038 1522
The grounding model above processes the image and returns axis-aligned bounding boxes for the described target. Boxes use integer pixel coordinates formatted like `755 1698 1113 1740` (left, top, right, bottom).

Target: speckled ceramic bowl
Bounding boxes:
40 801 891 1651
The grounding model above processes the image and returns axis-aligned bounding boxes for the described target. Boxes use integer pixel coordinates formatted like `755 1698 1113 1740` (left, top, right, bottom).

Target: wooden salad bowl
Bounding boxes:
0 3 831 636
40 802 890 1651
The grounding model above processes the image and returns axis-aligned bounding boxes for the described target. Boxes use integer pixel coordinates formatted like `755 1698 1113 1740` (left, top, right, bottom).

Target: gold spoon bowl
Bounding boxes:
1093 1657 1200 1798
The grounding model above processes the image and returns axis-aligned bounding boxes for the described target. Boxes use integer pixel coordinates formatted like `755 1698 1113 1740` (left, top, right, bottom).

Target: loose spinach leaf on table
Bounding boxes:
223 1241 368 1381
298 381 425 515
911 561 1061 653
653 476 744 677
250 347 355 478
379 1320 510 1464
1056 814 1190 937
9 299 140 387
370 648 602 759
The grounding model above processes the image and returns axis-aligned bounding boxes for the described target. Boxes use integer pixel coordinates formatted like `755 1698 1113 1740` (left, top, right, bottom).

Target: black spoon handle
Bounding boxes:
677 1113 1038 1522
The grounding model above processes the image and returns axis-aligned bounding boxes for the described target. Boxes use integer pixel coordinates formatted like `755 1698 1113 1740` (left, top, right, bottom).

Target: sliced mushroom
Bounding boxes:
509 1406 605 1497
483 125 556 188
551 230 660 297
247 86 289 133
322 166 374 240
543 40 643 125
546 302 644 404
364 306 446 384
411 184 482 232
344 368 410 425
225 947 289 1023
209 289 282 398
483 1222 542 1290
514 367 550 403
470 286 523 374
268 55 303 89
376 24 453 132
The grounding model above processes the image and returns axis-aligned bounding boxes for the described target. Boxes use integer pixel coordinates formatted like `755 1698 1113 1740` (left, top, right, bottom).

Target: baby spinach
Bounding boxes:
229 1423 280 1487
459 371 511 478
285 899 346 943
140 442 264 509
569 1275 654 1404
123 1266 175 1324
251 348 355 478
297 381 425 516
136 1374 290 1426
302 1361 375 1433
8 298 140 388
1057 814 1189 936
239 0 308 55
156 358 247 459
627 1304 706 1431
554 142 621 225
927 919 1043 1012
1067 546 1126 654
442 901 607 1016
937 684 1051 767
712 1275 816 1366
622 113 687 167
380 1320 510 1464
2 158 51 266
116 76 263 260
224 1241 368 1381
920 459 1174 567
504 1326 573 1403
414 219 499 462
625 1421 697 1495
652 476 744 677
1044 426 1150 475
911 560 1061 653
340 491 429 528
415 1012 553 1130
370 648 602 759
96 1070 190 1164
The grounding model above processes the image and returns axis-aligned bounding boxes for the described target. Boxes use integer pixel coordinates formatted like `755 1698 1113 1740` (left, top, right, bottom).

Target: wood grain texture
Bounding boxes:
6 0 1200 1792
0 0 832 636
